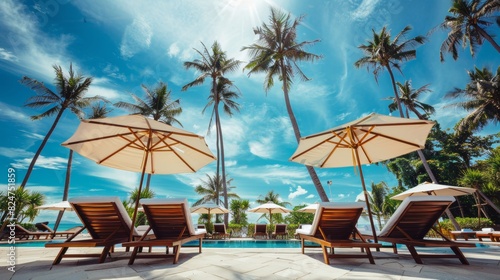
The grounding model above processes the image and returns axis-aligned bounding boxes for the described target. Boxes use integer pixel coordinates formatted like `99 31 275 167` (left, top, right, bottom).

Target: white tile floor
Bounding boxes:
1 242 499 279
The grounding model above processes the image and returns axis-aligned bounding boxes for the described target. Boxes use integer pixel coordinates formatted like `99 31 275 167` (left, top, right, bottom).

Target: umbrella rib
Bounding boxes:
358 128 424 148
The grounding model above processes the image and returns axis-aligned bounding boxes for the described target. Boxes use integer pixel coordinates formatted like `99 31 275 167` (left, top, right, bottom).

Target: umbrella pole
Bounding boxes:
130 137 152 242
52 209 65 239
354 150 379 247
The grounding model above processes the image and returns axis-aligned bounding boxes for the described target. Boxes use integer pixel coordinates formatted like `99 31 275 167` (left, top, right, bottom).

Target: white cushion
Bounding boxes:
482 228 494 232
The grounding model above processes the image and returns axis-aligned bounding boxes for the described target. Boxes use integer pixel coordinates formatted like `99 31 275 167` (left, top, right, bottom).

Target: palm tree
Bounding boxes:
182 41 242 224
193 173 240 226
229 199 250 225
369 181 389 230
446 66 500 132
355 25 426 117
242 7 328 202
114 81 183 190
123 187 155 226
0 188 45 222
255 190 291 224
54 102 113 232
19 63 103 189
354 26 462 229
388 81 435 119
438 0 500 61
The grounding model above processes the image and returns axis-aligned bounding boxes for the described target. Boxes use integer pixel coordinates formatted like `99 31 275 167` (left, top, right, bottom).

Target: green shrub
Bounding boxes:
440 217 494 232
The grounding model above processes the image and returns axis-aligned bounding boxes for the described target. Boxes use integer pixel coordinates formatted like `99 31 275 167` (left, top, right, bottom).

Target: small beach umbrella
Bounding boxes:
191 203 230 215
290 113 434 244
35 201 74 237
248 201 291 225
62 114 216 240
391 182 476 200
296 203 319 213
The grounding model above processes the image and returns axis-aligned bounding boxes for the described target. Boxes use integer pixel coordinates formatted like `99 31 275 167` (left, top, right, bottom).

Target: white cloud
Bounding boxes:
306 194 315 199
120 16 153 59
351 0 380 20
0 47 17 61
87 85 122 101
0 147 33 158
11 155 67 170
21 130 44 140
0 102 35 126
103 64 127 81
288 185 308 199
249 136 274 159
87 165 139 191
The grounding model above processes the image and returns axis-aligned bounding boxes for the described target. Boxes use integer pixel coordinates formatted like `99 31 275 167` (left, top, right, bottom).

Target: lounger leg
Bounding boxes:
173 245 180 264
392 243 398 254
300 238 305 254
321 245 330 265
365 248 375 264
406 245 423 264
128 247 140 265
99 246 112 263
198 238 202 253
450 246 469 265
53 247 69 265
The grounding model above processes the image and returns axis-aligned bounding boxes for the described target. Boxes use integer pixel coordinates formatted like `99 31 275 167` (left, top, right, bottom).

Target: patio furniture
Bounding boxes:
45 196 138 265
123 198 206 264
297 202 381 265
254 224 267 239
363 196 475 264
272 224 288 239
213 223 230 239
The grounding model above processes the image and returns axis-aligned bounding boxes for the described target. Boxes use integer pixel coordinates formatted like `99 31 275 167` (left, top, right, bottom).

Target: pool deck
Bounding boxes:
1 240 499 279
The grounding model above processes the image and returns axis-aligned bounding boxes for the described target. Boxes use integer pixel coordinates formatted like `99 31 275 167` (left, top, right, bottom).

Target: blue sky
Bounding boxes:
1 0 499 225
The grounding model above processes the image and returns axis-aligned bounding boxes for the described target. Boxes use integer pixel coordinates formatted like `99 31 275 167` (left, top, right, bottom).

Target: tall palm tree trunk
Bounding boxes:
388 66 461 230
212 79 221 209
20 108 66 189
53 149 73 237
145 174 152 191
217 114 229 225
280 64 329 202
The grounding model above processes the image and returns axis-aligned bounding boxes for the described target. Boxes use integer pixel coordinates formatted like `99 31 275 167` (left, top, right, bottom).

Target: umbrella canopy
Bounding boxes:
62 114 216 240
36 201 73 211
248 201 291 225
296 203 319 213
391 182 476 200
290 113 434 244
191 203 229 215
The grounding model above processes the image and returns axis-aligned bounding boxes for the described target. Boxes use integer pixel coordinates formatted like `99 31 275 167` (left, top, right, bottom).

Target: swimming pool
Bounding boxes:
1 239 316 248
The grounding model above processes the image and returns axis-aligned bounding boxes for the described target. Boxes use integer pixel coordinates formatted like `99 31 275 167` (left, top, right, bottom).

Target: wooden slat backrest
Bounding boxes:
313 207 362 240
143 203 189 239
214 223 226 233
72 201 130 240
255 224 267 233
385 200 450 240
275 224 287 233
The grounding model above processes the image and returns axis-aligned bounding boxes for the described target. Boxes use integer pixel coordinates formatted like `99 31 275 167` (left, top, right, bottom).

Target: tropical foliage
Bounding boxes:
0 188 45 223
438 0 500 61
20 63 104 189
255 190 291 224
123 187 155 226
242 7 328 202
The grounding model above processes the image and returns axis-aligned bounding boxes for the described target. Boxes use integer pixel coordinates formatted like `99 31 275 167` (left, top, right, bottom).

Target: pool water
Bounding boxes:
1 240 317 248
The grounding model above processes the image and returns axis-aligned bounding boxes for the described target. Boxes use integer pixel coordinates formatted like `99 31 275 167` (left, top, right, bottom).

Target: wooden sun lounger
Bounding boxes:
122 198 206 265
15 224 52 240
297 202 381 265
45 197 138 265
364 196 475 265
212 223 230 239
254 224 267 239
271 224 288 239
35 222 83 238
475 230 500 242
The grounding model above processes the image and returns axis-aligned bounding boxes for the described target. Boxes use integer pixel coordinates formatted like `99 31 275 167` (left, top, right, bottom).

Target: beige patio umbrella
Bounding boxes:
248 201 291 225
296 203 319 213
290 113 434 244
35 201 74 236
191 203 230 215
62 114 216 240
391 182 476 200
